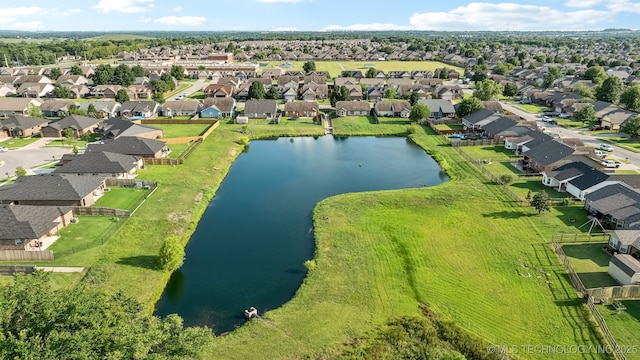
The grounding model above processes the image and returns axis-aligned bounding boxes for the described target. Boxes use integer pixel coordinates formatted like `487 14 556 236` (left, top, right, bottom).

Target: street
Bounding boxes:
0 138 70 179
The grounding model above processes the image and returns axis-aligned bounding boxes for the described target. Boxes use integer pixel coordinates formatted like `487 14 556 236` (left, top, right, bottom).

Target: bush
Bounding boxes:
497 174 514 185
304 259 316 271
159 235 185 271
236 136 250 146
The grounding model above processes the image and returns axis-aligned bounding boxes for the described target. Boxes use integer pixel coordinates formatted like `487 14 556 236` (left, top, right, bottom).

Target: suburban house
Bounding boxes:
417 99 456 119
85 136 168 159
67 84 91 99
57 74 91 87
90 85 125 99
118 100 160 119
0 204 74 251
0 84 17 97
608 254 640 285
201 98 237 118
284 101 319 118
0 115 49 139
606 230 640 256
40 115 103 138
161 100 202 118
16 83 55 98
127 85 153 99
0 98 42 117
244 99 278 119
335 101 371 117
374 100 412 118
522 138 599 173
96 118 163 139
343 84 363 101
461 109 502 130
283 88 298 102
300 83 328 101
601 109 637 131
584 183 640 230
541 161 611 200
40 99 77 118
14 75 52 87
76 101 121 119
481 117 519 139
55 151 144 179
203 84 234 98
0 174 106 207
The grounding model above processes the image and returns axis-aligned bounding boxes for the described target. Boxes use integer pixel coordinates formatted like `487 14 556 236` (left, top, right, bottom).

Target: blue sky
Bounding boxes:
0 1 638 32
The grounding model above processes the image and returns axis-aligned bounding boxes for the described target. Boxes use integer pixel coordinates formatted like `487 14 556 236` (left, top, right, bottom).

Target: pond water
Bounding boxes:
154 135 448 334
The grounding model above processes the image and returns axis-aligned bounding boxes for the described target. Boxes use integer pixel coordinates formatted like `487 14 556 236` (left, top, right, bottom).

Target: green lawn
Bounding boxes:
153 124 212 138
459 145 517 161
93 187 152 211
514 104 550 114
434 123 463 131
49 216 122 266
561 243 618 289
1 136 41 149
267 60 465 79
601 136 640 153
232 118 324 138
597 300 640 356
167 143 191 158
556 118 596 130
331 116 409 136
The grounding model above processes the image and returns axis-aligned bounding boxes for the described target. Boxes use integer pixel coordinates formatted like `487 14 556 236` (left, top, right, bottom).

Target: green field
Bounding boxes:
331 116 409 136
562 243 618 289
231 118 324 138
602 136 640 153
1 136 41 149
267 60 465 79
85 34 155 41
153 123 211 138
93 187 152 211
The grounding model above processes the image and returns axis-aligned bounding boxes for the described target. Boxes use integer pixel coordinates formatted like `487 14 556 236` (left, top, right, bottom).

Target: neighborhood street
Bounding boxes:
0 138 70 179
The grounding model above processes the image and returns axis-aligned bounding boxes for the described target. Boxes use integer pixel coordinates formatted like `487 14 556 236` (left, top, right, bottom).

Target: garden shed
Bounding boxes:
609 254 640 285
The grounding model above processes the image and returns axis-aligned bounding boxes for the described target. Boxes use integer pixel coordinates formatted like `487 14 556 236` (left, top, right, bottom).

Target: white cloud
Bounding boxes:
60 8 81 16
93 0 154 14
154 16 207 26
11 21 43 29
172 6 182 11
0 7 46 16
271 27 301 31
257 0 304 3
138 17 152 23
321 23 411 31
408 2 612 31
605 0 640 13
564 0 603 7
0 18 14 24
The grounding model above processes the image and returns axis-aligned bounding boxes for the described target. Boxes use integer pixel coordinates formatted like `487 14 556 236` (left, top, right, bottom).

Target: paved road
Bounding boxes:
177 79 208 100
500 102 640 170
0 138 70 179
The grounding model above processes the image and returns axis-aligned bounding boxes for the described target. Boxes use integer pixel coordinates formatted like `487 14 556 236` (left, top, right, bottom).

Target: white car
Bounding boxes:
602 160 621 168
0 146 8 152
542 116 552 122
599 144 614 152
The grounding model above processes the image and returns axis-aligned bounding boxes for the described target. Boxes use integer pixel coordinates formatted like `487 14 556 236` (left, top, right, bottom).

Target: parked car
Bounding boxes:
594 150 607 158
599 144 614 152
542 116 552 122
602 160 621 168
558 113 571 118
0 146 7 152
590 125 604 131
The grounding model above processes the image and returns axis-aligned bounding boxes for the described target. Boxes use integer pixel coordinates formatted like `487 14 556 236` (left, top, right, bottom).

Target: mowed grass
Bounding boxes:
269 60 465 79
562 243 618 289
2 136 41 149
597 300 640 356
153 123 211 138
93 187 151 211
207 128 607 359
331 116 409 136
229 118 324 138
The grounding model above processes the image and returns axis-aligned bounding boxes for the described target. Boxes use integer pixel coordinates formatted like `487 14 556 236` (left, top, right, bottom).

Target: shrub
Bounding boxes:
159 235 185 271
236 136 250 146
304 259 316 271
498 174 514 185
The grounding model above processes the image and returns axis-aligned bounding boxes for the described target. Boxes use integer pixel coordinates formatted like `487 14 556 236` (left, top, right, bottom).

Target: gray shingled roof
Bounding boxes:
0 115 48 130
0 204 72 240
46 114 103 131
244 100 278 115
203 97 236 112
524 140 575 167
98 118 162 139
0 174 104 202
461 108 496 125
610 254 640 277
55 151 140 174
85 136 165 156
482 117 517 137
417 99 456 114
551 162 609 190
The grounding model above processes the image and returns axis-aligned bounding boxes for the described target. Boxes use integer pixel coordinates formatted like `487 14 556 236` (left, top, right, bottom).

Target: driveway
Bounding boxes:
0 138 70 178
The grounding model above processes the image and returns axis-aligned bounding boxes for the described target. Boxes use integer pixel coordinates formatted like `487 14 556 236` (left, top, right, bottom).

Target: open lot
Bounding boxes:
267 60 465 79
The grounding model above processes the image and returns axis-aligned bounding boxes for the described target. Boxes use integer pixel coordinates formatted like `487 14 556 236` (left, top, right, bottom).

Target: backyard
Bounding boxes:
153 123 212 138
93 187 153 211
331 116 410 136
561 243 618 289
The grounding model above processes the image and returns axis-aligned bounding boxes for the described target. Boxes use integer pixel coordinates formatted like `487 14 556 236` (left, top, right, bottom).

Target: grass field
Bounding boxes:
602 136 640 153
153 123 211 138
1 136 41 149
331 116 410 136
562 243 618 289
167 143 191 158
93 187 151 211
514 104 550 114
597 300 640 353
434 123 464 131
266 60 465 79
231 118 325 138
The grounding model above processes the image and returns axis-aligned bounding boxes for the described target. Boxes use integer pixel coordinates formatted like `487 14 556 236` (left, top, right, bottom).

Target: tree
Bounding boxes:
340 85 351 102
170 65 185 80
574 83 595 99
70 64 83 76
87 103 97 118
471 69 488 83
531 190 550 214
543 67 562 88
409 91 420 106
409 103 430 122
49 67 62 81
498 174 514 185
574 104 596 123
492 63 509 76
384 87 397 99
50 84 72 99
438 67 449 80
115 89 129 104
473 80 502 101
248 81 266 99
342 70 353 77
112 64 135 87
302 61 316 73
366 67 377 78
131 64 145 78
14 166 26 177
621 116 640 138
620 84 640 111
583 66 607 85
503 82 518 97
90 64 114 85
455 97 483 118
63 127 74 145
152 92 165 104
266 85 279 100
161 73 176 91
596 76 624 103
159 236 185 271
26 103 43 118
0 272 213 359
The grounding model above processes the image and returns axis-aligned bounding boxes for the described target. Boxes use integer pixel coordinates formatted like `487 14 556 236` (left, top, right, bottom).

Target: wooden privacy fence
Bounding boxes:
587 286 640 301
586 296 627 360
72 207 130 217
552 233 609 243
139 119 218 125
105 179 158 188
450 139 499 146
144 157 181 165
0 251 53 262
0 265 36 275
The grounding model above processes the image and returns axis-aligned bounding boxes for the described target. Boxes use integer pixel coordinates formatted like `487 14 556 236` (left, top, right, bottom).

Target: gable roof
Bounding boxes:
119 100 159 113
46 114 103 131
98 118 162 138
0 173 104 202
284 101 319 112
462 108 501 126
610 254 640 277
374 100 411 113
202 97 236 113
0 115 48 130
524 139 576 167
244 99 278 114
76 101 120 114
161 100 201 112
417 99 456 114
40 99 75 112
55 151 140 174
482 117 518 136
86 136 166 156
550 161 609 190
0 98 42 111
335 101 371 112
0 204 72 240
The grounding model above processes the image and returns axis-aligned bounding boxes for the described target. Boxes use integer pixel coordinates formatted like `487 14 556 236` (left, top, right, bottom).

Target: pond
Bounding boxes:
154 136 448 334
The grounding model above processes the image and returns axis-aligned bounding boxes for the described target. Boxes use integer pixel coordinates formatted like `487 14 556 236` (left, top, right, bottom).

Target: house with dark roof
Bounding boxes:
417 99 456 119
335 101 371 117
461 108 501 130
85 136 167 159
40 115 103 138
374 100 412 118
608 254 640 285
244 99 278 119
55 151 143 179
0 173 106 207
541 161 612 200
0 204 74 251
160 100 202 117
0 115 49 139
481 117 518 139
201 98 237 118
584 183 640 230
96 118 163 140
284 101 319 118
118 100 160 119
40 99 76 118
76 101 121 119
